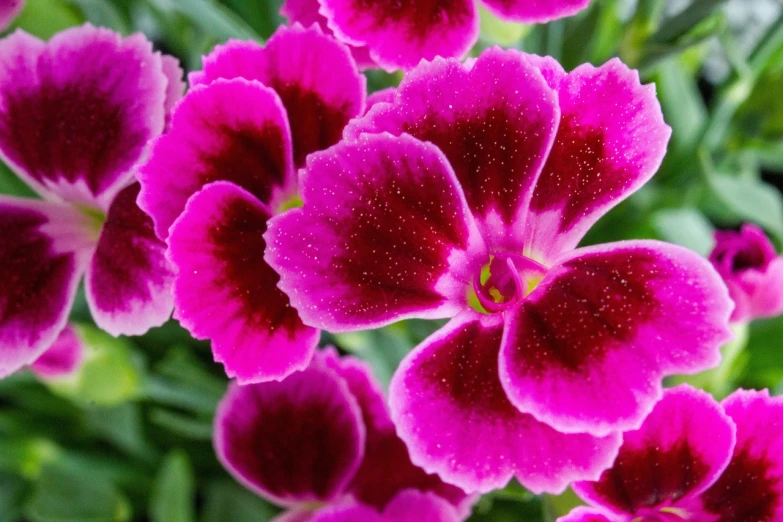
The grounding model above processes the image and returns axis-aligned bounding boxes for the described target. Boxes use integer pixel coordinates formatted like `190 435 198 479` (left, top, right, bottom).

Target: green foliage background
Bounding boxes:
1 0 783 520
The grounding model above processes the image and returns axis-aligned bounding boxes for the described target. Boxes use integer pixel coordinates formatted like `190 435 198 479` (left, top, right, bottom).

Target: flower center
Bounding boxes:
631 506 690 522
470 253 547 314
76 204 107 241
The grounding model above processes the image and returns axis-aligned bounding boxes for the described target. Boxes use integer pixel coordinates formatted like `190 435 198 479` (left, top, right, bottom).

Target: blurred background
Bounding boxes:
1 0 782 520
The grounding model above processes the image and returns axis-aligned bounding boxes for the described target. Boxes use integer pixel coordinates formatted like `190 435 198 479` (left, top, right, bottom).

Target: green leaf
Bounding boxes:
709 175 783 238
741 315 783 390
640 12 725 70
83 404 156 461
150 451 195 522
143 376 219 414
735 61 783 142
0 438 60 479
200 480 278 522
651 208 715 256
0 472 27 522
64 0 129 33
479 6 528 46
0 161 36 198
11 0 83 39
653 58 706 148
149 409 213 440
651 0 727 44
222 0 283 39
149 0 261 42
26 465 131 522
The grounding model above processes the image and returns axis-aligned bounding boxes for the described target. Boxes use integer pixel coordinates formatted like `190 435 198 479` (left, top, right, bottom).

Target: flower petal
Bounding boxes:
279 0 376 68
312 490 461 522
389 313 621 495
573 385 736 517
557 507 617 522
734 257 783 322
700 390 783 522
168 181 318 383
365 87 396 113
710 224 783 322
320 0 479 71
381 491 461 522
161 55 186 129
85 183 173 337
0 0 24 31
0 198 93 377
348 48 559 249
138 78 295 240
29 324 84 379
500 241 734 436
482 0 591 23
265 133 485 332
0 25 167 208
273 511 314 522
312 502 381 522
318 348 470 514
189 24 365 167
524 58 671 263
214 361 365 506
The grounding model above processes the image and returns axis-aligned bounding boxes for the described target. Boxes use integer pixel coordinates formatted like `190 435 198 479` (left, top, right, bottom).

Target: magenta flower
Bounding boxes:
280 0 375 69
265 48 733 493
709 224 783 323
29 324 84 380
137 24 366 383
0 0 24 31
281 0 591 71
0 25 183 378
561 385 783 522
214 347 472 522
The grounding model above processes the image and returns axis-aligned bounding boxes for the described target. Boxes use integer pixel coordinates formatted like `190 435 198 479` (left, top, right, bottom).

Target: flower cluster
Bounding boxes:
560 385 783 522
1 2 782 521
0 24 181 377
138 23 366 383
280 0 593 70
215 347 473 521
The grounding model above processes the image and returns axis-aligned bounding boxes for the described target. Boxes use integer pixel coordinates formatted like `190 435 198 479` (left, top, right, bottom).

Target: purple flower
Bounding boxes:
0 0 24 32
137 24 367 384
281 0 591 71
709 224 783 323
214 347 472 522
265 48 734 493
561 385 783 522
0 25 184 378
30 324 84 380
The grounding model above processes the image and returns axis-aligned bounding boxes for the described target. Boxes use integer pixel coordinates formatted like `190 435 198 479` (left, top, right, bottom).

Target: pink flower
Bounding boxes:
265 48 733 493
0 25 184 377
280 0 592 71
137 24 367 383
709 224 783 323
214 347 473 522
0 0 24 32
30 324 84 380
561 385 783 522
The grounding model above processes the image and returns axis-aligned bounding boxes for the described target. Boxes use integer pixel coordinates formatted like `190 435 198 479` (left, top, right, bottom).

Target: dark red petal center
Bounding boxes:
701 450 777 522
3 85 129 197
